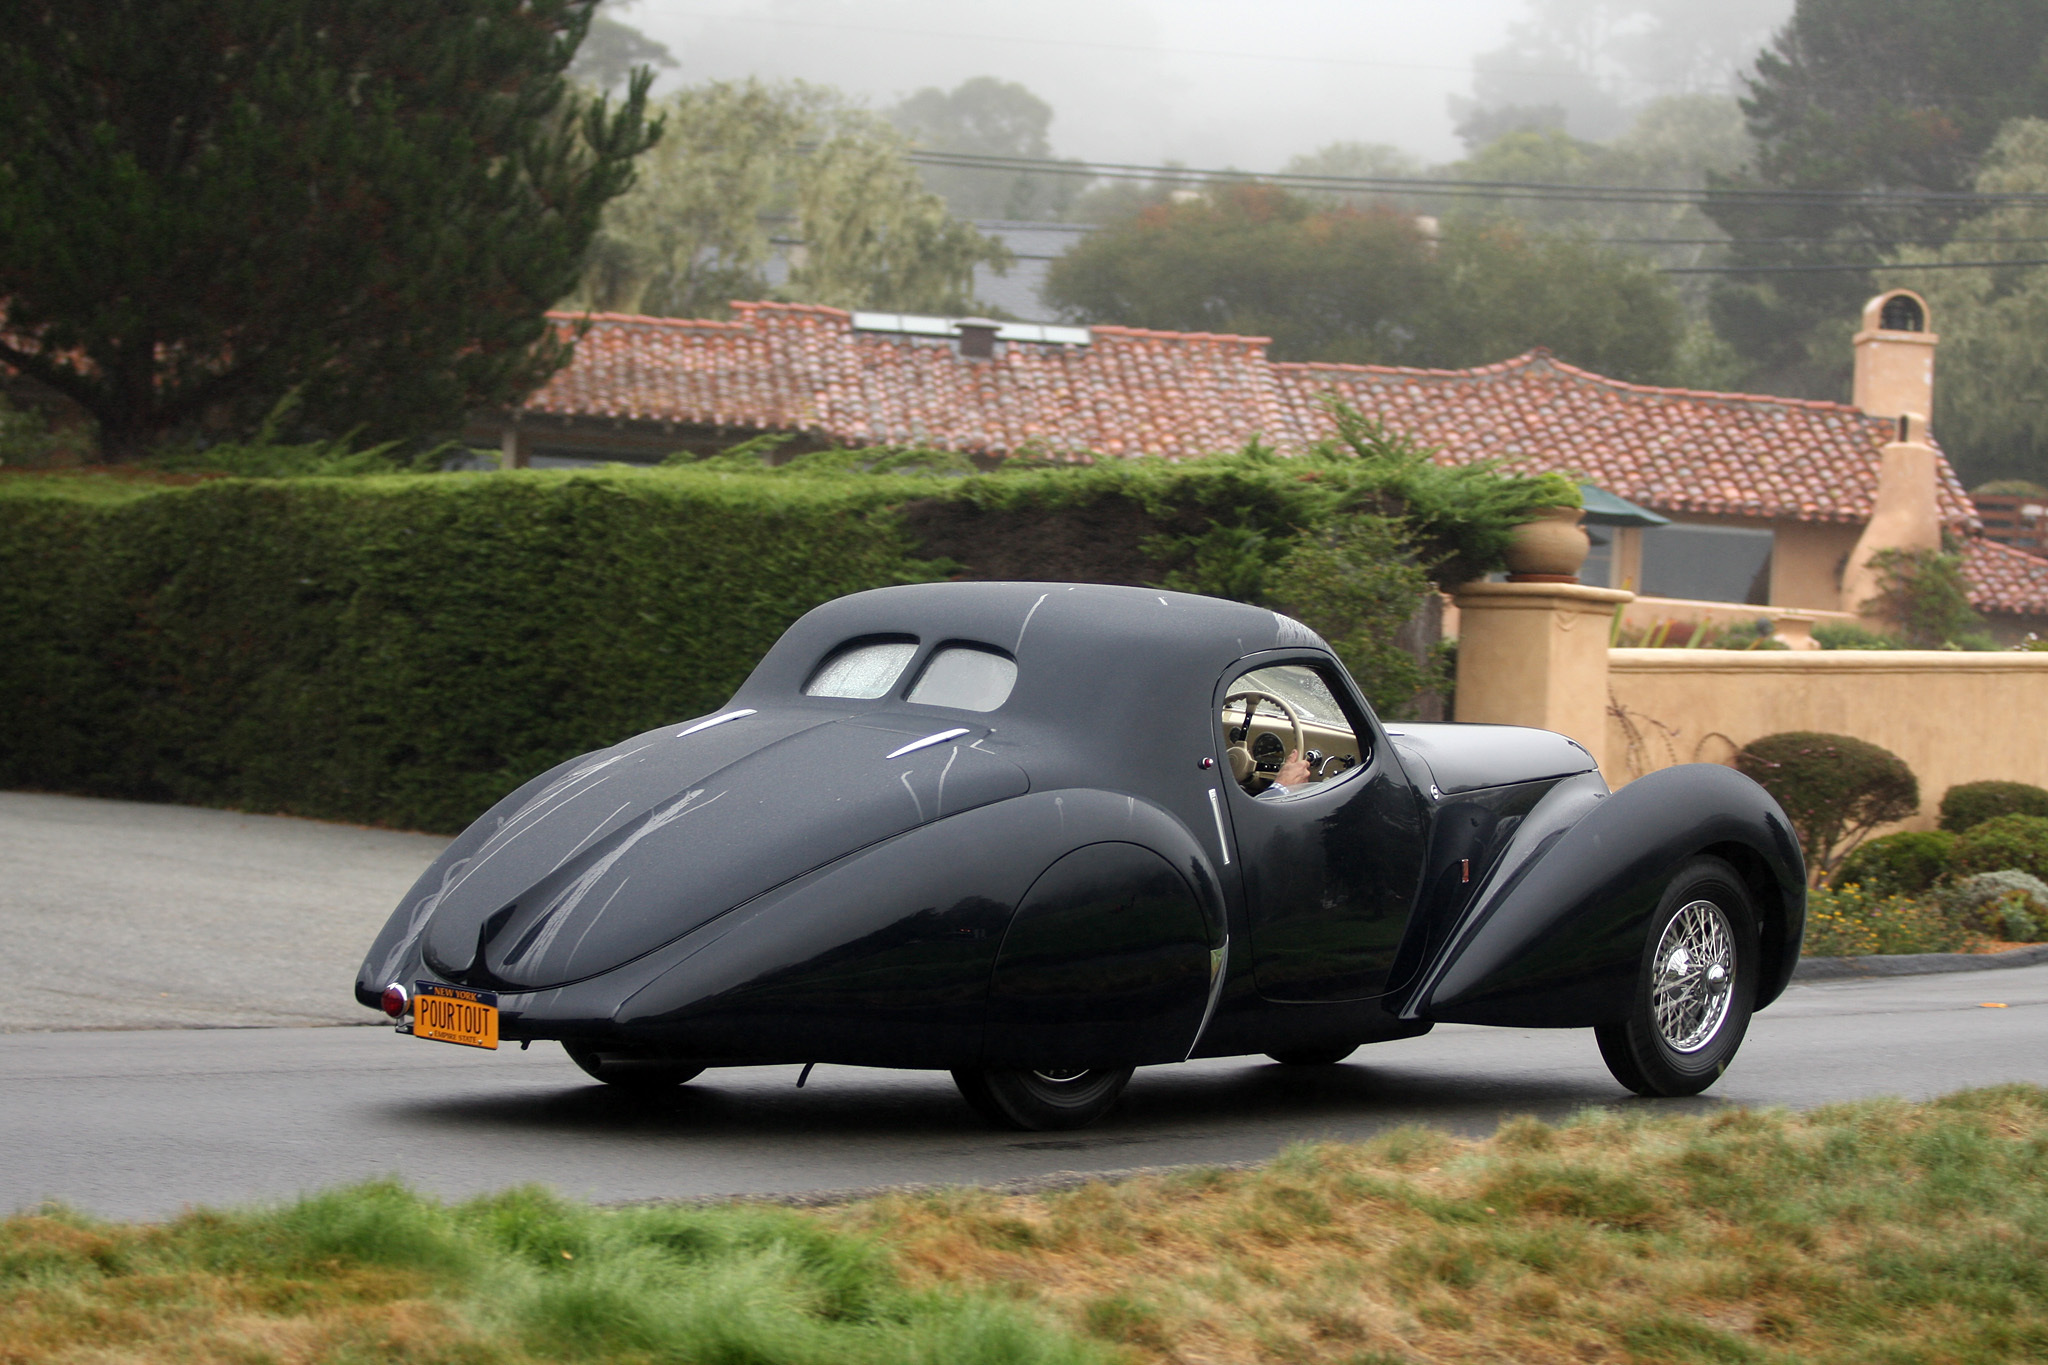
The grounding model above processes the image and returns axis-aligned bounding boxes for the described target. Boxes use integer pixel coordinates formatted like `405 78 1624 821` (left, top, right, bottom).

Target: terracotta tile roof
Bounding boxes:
524 303 2019 608
1275 354 1978 529
528 304 1288 459
1961 536 2048 618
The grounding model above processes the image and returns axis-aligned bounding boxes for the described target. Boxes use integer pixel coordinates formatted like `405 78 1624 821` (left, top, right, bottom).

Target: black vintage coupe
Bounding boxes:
357 582 1805 1129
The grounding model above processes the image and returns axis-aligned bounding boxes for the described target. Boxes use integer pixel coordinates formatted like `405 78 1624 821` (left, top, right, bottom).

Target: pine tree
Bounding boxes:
0 0 660 459
1702 0 2048 397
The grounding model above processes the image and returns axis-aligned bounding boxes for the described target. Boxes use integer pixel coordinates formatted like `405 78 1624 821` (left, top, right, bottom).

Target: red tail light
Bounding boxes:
381 982 409 1018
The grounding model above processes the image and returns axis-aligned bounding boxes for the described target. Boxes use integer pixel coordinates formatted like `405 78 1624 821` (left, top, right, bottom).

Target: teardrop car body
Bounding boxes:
357 581 1805 1126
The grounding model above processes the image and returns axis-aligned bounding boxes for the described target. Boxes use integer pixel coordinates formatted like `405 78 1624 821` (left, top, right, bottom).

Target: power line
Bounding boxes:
910 148 2048 211
1604 234 2048 248
972 220 2048 252
1664 257 2048 275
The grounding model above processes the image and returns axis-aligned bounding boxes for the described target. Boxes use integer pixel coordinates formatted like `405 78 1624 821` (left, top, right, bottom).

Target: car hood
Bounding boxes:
414 710 1028 991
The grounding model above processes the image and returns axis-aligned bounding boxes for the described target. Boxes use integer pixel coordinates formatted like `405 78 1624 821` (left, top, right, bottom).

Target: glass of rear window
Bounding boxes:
804 639 917 699
906 645 1017 712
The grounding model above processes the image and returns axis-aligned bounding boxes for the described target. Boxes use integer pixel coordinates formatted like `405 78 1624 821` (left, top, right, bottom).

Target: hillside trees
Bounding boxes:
567 0 676 92
1452 0 1792 145
888 76 1078 221
572 80 1012 318
1042 183 1680 380
1890 120 2048 485
1704 0 2048 396
0 0 659 460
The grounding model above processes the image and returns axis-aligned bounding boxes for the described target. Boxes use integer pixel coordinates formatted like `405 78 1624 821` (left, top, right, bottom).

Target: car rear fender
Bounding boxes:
604 788 1227 1068
1399 764 1804 1028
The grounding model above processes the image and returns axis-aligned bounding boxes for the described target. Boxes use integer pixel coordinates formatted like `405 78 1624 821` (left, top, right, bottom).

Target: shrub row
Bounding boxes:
1728 731 2048 951
0 470 941 830
0 438 1568 831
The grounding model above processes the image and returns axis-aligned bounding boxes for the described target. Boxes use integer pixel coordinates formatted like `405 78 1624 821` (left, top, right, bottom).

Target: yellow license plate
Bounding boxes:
413 982 499 1050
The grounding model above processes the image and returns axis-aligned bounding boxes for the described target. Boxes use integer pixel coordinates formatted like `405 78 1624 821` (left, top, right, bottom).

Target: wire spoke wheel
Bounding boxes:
1596 856 1758 1098
1650 899 1736 1053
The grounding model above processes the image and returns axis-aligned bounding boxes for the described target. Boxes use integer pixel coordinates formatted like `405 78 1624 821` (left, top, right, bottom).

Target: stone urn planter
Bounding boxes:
1504 506 1590 582
1771 611 1820 650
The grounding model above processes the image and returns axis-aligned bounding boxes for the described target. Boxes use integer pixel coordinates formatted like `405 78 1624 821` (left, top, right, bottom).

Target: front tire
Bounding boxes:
562 1041 705 1090
951 1066 1135 1130
1596 856 1758 1097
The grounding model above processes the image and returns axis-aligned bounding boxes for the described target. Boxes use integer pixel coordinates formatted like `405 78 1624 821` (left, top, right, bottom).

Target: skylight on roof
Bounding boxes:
851 313 1090 346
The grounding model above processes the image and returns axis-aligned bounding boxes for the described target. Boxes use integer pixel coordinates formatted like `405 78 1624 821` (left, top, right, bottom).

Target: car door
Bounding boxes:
1215 655 1428 1002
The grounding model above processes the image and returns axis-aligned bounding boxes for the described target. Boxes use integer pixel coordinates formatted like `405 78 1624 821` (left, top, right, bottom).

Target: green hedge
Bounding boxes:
0 469 959 830
1 441 1564 830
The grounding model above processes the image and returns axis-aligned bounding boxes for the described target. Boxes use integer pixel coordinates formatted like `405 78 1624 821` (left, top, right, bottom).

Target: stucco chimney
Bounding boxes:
1852 288 1936 429
1840 417 1944 618
1841 290 1943 620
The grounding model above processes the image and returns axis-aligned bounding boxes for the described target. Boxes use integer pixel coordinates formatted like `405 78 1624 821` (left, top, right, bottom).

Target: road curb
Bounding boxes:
1794 943 2048 981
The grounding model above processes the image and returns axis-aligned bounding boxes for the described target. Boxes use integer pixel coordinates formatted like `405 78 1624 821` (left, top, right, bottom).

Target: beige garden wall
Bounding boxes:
1605 649 2048 829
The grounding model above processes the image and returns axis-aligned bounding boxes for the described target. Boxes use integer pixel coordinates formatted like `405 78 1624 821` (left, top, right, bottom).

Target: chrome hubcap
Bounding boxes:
1652 899 1735 1053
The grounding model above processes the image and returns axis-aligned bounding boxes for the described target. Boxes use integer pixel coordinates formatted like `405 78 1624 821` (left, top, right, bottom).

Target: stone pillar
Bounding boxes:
1453 582 1634 769
500 424 528 470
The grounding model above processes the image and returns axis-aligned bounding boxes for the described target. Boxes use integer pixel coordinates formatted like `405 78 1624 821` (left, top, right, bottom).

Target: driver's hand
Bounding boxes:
1274 750 1312 788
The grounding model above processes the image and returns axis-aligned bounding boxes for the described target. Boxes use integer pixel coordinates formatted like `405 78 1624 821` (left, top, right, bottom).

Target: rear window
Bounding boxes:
907 645 1017 712
804 639 917 699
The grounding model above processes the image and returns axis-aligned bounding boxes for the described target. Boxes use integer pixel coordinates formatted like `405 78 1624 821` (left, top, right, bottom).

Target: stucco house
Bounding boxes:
471 292 2048 640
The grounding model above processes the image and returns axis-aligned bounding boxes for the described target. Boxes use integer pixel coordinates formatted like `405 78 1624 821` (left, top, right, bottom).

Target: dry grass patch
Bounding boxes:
0 1181 1104 1365
9 1089 2048 1364
829 1088 2048 1364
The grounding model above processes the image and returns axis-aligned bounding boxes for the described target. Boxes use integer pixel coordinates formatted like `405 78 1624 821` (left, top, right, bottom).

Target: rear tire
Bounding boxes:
1595 856 1758 1097
951 1066 1135 1130
562 1041 705 1090
1266 1043 1358 1066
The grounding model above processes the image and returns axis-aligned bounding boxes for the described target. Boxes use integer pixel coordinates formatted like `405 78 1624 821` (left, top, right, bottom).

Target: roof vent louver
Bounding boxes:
955 317 1001 360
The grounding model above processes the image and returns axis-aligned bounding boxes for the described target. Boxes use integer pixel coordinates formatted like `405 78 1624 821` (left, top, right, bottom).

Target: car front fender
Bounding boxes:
1401 764 1804 1028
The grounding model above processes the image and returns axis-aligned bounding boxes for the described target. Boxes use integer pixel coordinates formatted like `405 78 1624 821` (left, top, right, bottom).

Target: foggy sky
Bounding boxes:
626 0 1595 171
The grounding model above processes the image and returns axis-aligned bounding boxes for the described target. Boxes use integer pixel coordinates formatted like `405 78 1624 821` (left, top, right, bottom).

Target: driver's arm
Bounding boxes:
1255 750 1313 799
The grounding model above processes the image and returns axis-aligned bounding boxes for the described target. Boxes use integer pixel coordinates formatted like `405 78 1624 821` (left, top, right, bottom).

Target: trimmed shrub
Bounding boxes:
1938 780 2048 833
1832 829 1956 895
1734 732 1919 884
1939 871 2048 942
1951 813 2048 882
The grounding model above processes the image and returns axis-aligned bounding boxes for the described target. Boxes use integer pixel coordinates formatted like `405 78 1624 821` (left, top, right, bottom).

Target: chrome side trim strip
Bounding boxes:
1185 936 1231 1060
676 709 757 738
885 727 970 759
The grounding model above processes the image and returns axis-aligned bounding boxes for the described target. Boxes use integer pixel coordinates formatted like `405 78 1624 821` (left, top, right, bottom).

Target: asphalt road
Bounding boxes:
6 963 2046 1222
6 790 2048 1223
0 792 447 1030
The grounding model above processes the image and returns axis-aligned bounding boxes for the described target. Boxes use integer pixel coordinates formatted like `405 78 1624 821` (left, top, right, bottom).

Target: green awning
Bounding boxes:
1579 483 1670 528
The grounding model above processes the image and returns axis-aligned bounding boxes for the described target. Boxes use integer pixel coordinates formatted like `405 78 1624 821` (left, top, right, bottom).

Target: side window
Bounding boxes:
906 644 1017 712
1220 662 1370 798
804 638 917 699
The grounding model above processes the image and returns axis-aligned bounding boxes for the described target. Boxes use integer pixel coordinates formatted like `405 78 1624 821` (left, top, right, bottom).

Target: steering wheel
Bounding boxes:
1221 688 1307 791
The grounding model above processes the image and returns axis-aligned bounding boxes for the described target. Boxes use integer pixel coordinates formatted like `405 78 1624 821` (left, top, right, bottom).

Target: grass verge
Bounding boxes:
0 1184 1105 1365
8 1087 2048 1363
